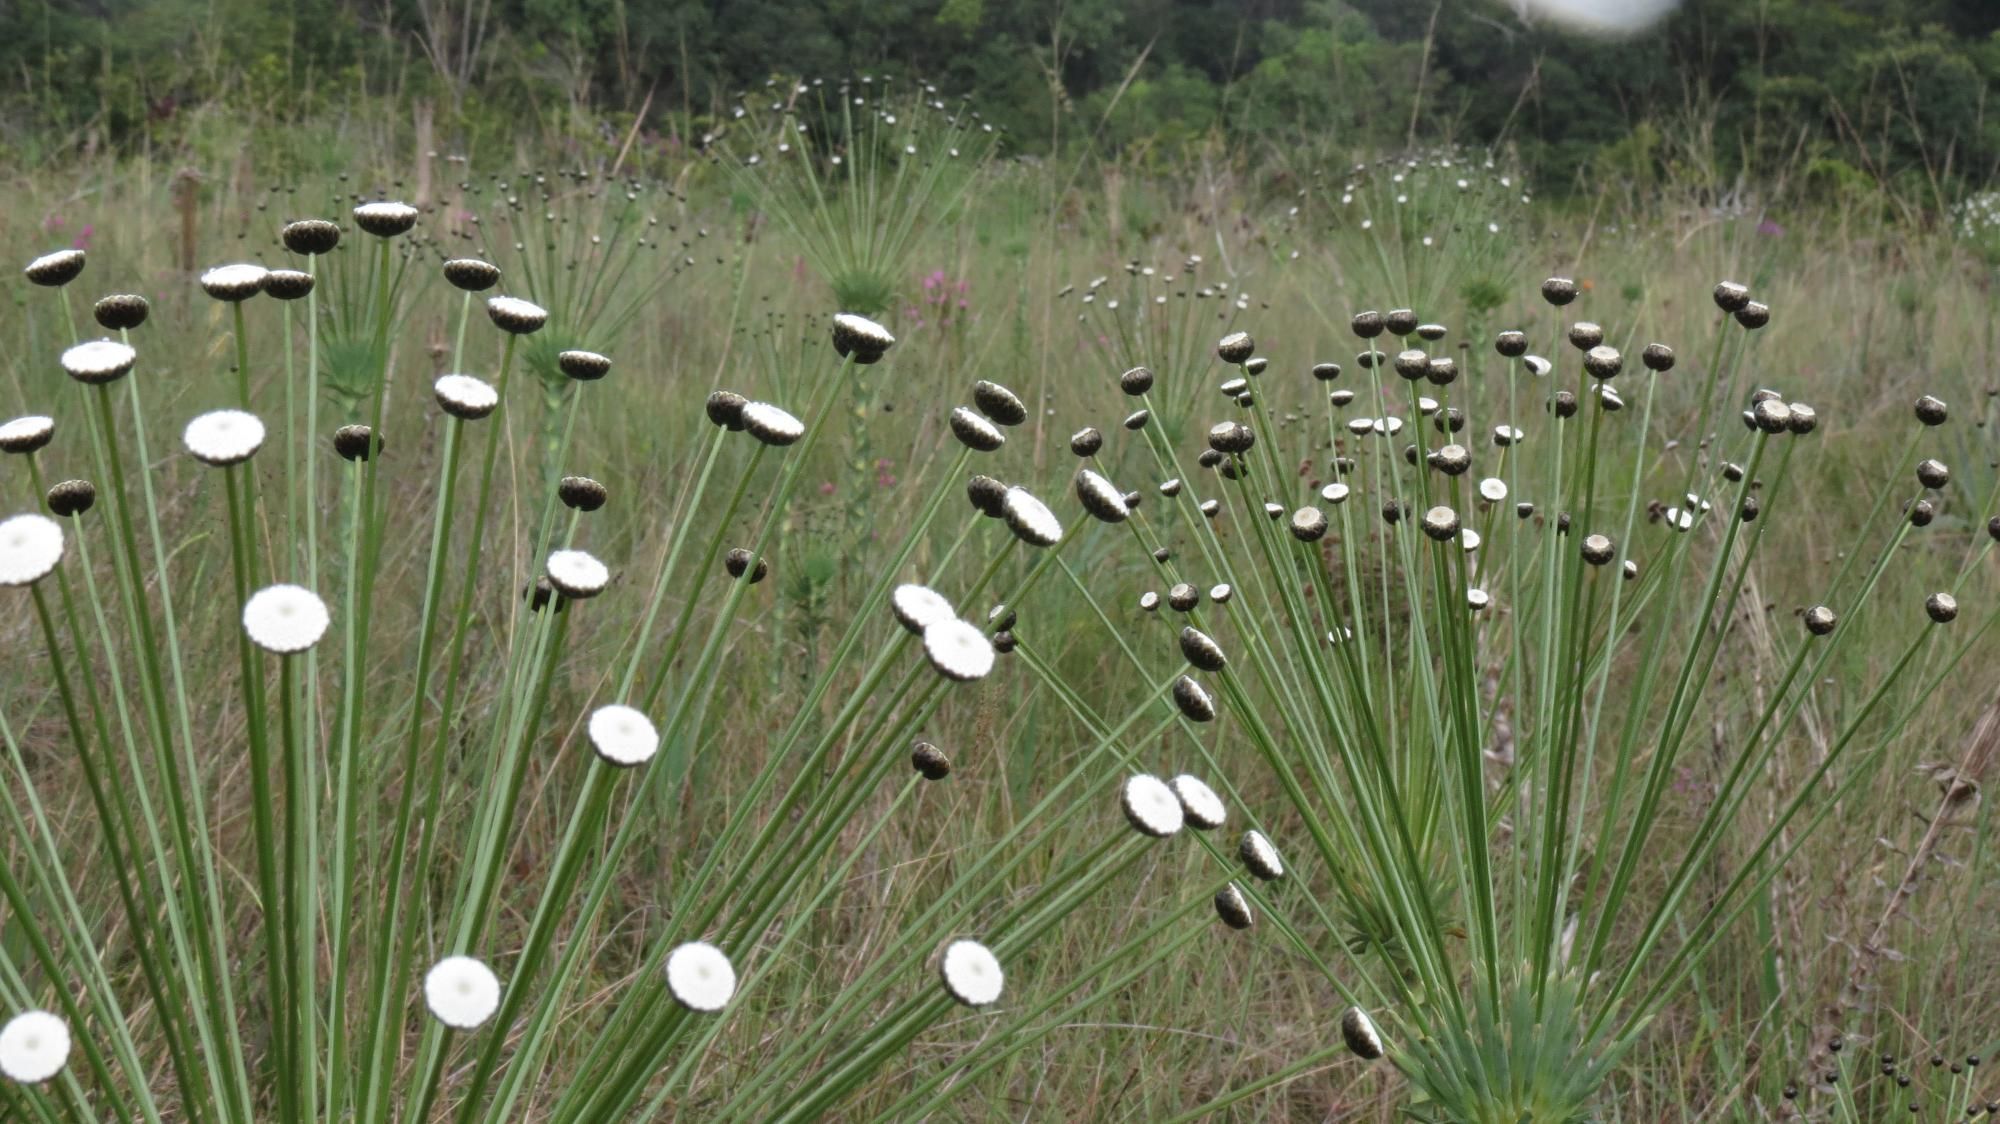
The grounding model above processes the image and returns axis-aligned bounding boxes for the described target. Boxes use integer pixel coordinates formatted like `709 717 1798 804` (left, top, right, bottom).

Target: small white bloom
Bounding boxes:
922 618 995 682
587 705 659 767
1001 487 1063 547
664 942 736 1012
423 956 501 1030
1321 482 1350 504
485 295 549 333
546 549 610 598
0 1010 70 1083
199 262 269 301
435 374 500 420
0 415 54 454
1524 355 1552 377
1169 775 1227 830
1239 830 1285 880
1468 587 1491 610
740 401 805 446
1120 774 1185 837
183 410 266 466
242 584 330 654
1479 477 1509 502
939 939 1004 1007
60 339 137 384
890 584 956 635
0 514 65 587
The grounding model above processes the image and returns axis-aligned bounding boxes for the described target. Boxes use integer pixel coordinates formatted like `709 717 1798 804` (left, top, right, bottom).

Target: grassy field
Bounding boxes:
1 99 1998 1123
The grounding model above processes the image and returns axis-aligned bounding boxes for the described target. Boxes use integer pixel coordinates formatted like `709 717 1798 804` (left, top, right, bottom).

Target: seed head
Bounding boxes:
705 390 748 431
281 219 342 256
912 741 952 780
1540 277 1578 306
1117 366 1155 396
1069 427 1103 458
1416 323 1447 342
1394 349 1429 381
1917 459 1949 489
262 269 314 301
1785 402 1817 434
723 547 768 583
1568 322 1605 351
1432 444 1470 476
93 293 150 331
1550 390 1578 419
1583 345 1622 379
558 350 612 381
1739 495 1759 521
967 474 1008 518
972 380 1027 426
1351 311 1385 339
1075 469 1130 523
486 295 548 334
1243 356 1268 376
1312 362 1341 381
0 415 55 455
1385 309 1419 337
1495 330 1528 358
1804 605 1837 636
45 479 95 518
1713 281 1750 312
1752 399 1792 434
950 406 1005 452
1926 592 1958 623
332 425 380 462
1168 583 1201 613
352 201 419 237
1340 1006 1385 1060
23 249 86 288
741 401 806 446
1290 507 1328 542
830 313 895 363
1216 331 1255 364
1516 501 1536 519
1123 408 1151 431
1909 500 1936 528
1642 342 1675 372
1422 506 1459 541
1208 421 1255 455
1213 883 1255 930
443 258 501 291
1915 395 1948 426
435 374 500 420
1426 356 1458 386
1735 301 1770 329
1581 533 1615 566
62 338 137 384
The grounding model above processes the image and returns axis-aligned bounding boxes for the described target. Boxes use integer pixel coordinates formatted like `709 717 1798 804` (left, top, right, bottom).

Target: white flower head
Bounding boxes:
1239 830 1285 880
1001 487 1063 547
740 401 806 447
890 583 956 635
922 618 994 682
0 514 65 587
242 584 330 654
1478 477 1509 503
435 374 500 420
353 200 420 237
423 956 501 1030
485 295 549 334
183 410 267 466
545 549 610 598
0 416 54 455
1120 774 1185 838
60 339 137 385
588 704 659 767
0 1010 70 1083
199 262 269 301
1169 775 1227 830
938 939 1004 1007
664 942 736 1012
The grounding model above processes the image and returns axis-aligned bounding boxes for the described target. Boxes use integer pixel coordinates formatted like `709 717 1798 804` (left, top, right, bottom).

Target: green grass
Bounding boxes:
0 124 1995 1122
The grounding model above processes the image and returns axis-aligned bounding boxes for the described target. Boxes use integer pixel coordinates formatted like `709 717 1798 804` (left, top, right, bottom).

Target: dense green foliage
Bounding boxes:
4 0 1996 198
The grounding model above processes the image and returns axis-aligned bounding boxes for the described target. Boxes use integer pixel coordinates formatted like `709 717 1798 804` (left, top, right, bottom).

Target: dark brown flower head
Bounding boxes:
741 402 805 446
1422 505 1459 541
45 478 96 518
830 313 895 363
1495 330 1528 358
1213 884 1254 930
1351 311 1385 339
1243 356 1268 376
93 293 150 331
1712 281 1750 312
486 296 548 334
1394 349 1430 381
24 249 86 287
1988 515 2000 543
1583 345 1622 379
263 270 315 301
706 390 748 430
332 424 381 462
1180 626 1227 671
1290 506 1328 542
352 201 419 238
1908 499 1935 528
1173 675 1216 721
1642 342 1675 372
1331 388 1356 408
1435 406 1465 434
1168 582 1201 612
723 547 769 583
1425 356 1458 386
1312 362 1341 382
950 406 1006 452
968 474 1008 518
1517 501 1536 519
559 350 612 381
1581 533 1615 566
1070 427 1103 457
1208 421 1255 455
1340 1007 1385 1060
1385 309 1419 337
281 219 342 256
1550 390 1578 419
1120 366 1154 396
1917 459 1949 489
1734 301 1770 330
1540 277 1578 306
526 576 555 613
1216 331 1255 364
1739 495 1760 522
1752 399 1792 434
972 380 1028 426
1416 322 1447 342
1431 443 1470 476
559 475 608 511
1159 477 1183 497
1804 605 1836 636
992 631 1017 654
911 741 951 780
443 257 502 291
1568 322 1605 351
1356 350 1380 370
1785 403 1817 434
1723 462 1745 482
1123 408 1150 431
1381 499 1405 525
1200 498 1221 519
1915 395 1948 426
1074 468 1130 524
1196 448 1224 470
1926 592 1958 624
